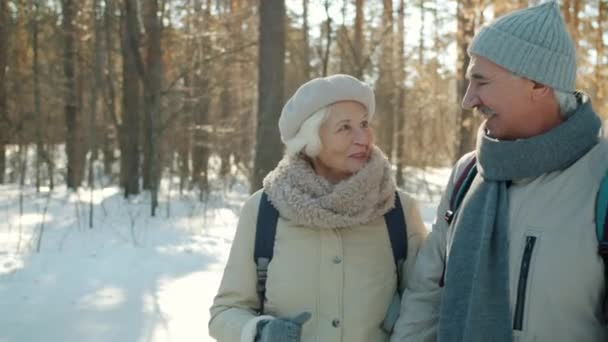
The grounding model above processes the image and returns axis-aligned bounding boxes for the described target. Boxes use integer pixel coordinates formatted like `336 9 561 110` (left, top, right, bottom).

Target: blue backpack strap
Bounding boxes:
384 192 408 288
596 172 608 321
444 155 477 224
254 191 279 315
439 154 477 287
382 191 408 334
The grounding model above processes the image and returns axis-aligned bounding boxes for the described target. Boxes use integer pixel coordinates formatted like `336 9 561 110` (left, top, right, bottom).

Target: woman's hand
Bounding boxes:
255 312 312 342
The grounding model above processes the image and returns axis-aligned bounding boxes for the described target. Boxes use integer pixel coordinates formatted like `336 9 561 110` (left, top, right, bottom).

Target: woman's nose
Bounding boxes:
353 128 370 146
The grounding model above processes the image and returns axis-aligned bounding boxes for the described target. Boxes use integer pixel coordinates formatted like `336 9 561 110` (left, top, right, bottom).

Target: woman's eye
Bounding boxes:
338 124 351 132
361 121 369 128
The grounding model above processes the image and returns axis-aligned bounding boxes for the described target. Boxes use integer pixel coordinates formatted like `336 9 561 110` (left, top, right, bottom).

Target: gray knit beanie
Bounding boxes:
279 74 375 143
469 1 576 92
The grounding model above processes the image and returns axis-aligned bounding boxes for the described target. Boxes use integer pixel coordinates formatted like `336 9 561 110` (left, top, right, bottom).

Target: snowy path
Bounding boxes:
0 171 445 342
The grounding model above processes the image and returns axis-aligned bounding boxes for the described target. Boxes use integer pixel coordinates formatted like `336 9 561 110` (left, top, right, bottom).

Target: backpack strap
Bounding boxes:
384 192 408 291
444 155 478 225
381 192 408 334
253 192 279 315
596 172 608 321
439 154 477 287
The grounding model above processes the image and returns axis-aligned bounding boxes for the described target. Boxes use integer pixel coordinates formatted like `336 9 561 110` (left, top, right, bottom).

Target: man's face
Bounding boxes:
461 55 560 140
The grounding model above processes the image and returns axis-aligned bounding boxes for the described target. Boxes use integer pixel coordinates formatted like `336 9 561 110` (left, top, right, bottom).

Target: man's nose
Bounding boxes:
461 84 479 110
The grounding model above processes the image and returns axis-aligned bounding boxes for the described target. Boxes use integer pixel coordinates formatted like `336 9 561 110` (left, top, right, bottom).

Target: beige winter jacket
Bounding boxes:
209 190 428 342
391 140 608 342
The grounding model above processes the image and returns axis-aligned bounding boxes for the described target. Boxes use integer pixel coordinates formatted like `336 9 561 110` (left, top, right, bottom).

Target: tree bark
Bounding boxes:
594 0 605 113
321 0 332 77
120 0 142 196
103 0 118 178
376 0 395 160
0 0 7 184
191 1 212 197
418 0 425 64
252 0 285 192
395 0 407 186
302 0 311 79
62 0 85 189
353 0 364 78
31 0 43 191
455 0 476 162
143 0 163 215
0 0 9 184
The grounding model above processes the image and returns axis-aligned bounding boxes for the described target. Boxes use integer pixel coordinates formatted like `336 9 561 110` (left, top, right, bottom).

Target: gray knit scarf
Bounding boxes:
437 97 601 342
262 146 396 229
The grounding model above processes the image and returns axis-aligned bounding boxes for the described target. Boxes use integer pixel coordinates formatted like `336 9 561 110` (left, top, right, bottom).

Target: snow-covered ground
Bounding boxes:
0 167 449 342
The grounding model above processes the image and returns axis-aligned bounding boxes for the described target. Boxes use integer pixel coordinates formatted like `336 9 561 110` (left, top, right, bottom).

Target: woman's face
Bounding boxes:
312 101 374 183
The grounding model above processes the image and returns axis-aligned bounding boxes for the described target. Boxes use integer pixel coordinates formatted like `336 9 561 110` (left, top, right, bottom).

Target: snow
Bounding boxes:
0 167 448 342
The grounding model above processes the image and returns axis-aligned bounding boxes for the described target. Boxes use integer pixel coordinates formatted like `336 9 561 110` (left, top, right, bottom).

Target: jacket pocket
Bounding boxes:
513 235 537 331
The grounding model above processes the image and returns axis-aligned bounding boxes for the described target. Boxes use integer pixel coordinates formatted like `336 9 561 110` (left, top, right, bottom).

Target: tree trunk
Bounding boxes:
191 89 211 196
321 0 332 77
302 0 311 79
11 10 26 185
376 0 395 160
143 0 163 215
572 0 580 46
32 0 43 191
395 0 407 186
252 0 285 192
62 0 85 189
86 0 104 227
353 0 364 78
218 82 232 178
178 75 191 194
455 0 476 162
562 0 571 28
218 1 236 179
0 0 7 184
494 0 521 17
103 0 117 178
594 1 606 114
191 1 212 197
120 0 142 196
418 0 425 64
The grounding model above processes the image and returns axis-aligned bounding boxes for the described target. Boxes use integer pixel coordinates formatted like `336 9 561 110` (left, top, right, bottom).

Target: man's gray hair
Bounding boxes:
511 72 578 118
284 107 329 157
554 90 578 118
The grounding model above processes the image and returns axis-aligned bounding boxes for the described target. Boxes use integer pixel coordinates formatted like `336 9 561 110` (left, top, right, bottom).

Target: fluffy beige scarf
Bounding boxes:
262 146 396 229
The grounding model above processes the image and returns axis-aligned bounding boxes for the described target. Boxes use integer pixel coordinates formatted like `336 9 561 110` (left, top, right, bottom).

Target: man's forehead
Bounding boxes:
467 55 510 78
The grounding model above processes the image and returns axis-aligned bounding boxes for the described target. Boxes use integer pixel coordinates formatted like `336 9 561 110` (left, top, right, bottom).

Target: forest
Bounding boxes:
0 0 606 215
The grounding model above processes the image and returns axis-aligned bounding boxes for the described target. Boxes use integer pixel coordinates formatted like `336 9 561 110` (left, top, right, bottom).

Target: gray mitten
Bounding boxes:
255 312 312 342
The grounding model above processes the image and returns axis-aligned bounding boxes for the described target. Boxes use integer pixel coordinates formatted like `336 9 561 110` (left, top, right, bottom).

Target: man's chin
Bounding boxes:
483 120 500 139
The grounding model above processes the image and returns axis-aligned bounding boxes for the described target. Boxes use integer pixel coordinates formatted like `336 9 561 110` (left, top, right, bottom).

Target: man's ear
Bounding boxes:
530 81 552 101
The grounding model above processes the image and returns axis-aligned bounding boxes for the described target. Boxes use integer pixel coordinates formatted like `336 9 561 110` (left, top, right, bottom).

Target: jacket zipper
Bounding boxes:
513 236 537 331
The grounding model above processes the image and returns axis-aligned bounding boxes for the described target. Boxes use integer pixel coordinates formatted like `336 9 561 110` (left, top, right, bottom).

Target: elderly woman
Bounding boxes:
209 74 427 342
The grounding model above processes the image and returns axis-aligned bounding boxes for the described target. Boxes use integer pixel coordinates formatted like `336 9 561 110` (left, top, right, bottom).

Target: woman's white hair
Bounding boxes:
284 107 329 157
553 90 578 118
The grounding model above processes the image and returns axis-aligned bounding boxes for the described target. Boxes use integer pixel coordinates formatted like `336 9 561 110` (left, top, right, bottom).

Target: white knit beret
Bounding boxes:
279 74 375 143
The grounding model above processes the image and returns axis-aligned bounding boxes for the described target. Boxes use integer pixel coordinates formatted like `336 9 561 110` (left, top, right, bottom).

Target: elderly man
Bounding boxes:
391 2 608 342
